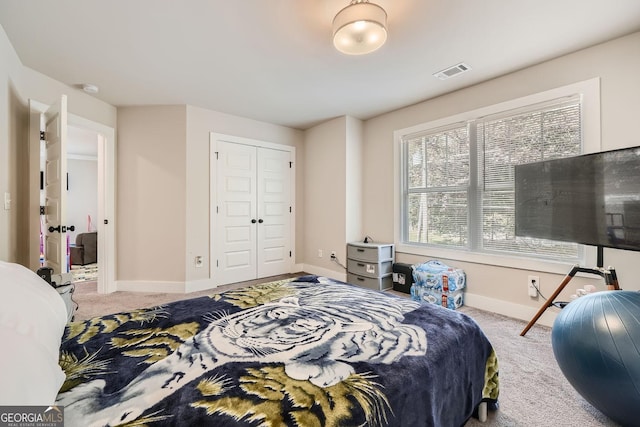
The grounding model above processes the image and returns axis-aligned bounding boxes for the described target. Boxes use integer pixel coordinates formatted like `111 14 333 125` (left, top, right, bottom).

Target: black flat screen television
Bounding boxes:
514 146 640 253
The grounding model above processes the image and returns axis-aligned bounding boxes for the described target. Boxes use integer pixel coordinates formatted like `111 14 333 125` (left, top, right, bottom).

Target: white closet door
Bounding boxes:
256 147 291 278
215 141 258 284
214 138 292 286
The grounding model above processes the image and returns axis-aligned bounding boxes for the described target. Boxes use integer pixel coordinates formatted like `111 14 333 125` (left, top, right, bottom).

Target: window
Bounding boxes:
396 80 600 269
405 125 470 248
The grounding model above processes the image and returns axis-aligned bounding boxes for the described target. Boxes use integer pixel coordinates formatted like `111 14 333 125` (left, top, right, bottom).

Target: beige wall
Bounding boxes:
345 116 363 246
117 106 188 283
0 24 25 263
303 116 350 276
361 31 640 323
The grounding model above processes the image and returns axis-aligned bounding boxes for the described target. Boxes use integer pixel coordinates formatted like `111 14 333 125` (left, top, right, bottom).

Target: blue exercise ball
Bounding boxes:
552 291 640 426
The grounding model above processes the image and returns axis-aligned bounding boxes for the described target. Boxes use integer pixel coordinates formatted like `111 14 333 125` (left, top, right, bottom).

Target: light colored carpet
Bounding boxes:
458 305 618 427
70 278 619 427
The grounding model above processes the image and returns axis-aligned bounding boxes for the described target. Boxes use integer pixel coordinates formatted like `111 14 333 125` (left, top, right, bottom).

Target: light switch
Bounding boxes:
4 192 10 210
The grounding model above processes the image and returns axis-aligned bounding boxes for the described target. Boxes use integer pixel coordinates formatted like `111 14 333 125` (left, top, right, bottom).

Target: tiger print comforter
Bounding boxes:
56 275 499 426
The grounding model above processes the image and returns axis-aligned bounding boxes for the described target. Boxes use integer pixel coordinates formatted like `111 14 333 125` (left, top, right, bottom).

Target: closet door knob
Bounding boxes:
251 219 257 224
258 219 264 223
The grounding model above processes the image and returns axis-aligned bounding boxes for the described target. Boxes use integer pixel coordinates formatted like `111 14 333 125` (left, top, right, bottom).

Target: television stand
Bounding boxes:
519 265 620 336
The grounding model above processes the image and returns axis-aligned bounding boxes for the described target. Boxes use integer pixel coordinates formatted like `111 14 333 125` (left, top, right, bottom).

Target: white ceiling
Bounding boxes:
2 0 640 130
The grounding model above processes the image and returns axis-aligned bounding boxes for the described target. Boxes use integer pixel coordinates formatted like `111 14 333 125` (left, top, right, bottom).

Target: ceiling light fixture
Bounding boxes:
82 83 99 94
333 0 387 55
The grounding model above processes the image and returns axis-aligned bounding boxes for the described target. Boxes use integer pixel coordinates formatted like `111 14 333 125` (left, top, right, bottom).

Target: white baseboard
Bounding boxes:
185 278 218 293
464 292 560 328
116 280 186 293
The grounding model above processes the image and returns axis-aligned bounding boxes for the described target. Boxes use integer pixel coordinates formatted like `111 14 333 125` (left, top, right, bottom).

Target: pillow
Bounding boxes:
0 261 67 405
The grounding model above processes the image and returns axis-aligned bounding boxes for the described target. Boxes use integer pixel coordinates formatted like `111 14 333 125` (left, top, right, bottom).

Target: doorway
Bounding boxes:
66 125 99 283
29 98 116 293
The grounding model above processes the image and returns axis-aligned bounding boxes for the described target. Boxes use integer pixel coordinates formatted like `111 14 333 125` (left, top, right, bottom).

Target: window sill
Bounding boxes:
395 242 595 275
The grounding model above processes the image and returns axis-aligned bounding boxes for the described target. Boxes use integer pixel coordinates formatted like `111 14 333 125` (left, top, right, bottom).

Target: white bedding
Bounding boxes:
0 261 67 405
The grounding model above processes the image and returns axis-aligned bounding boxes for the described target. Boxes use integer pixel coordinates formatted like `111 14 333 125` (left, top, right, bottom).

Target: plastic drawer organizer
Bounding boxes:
346 242 394 291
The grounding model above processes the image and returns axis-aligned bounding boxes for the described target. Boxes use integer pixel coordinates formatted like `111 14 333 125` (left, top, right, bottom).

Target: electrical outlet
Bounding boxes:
330 251 336 260
528 275 539 297
195 256 204 268
318 249 323 258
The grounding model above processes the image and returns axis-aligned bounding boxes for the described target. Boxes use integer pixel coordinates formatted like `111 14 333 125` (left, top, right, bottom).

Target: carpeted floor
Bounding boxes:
70 276 620 427
458 305 618 427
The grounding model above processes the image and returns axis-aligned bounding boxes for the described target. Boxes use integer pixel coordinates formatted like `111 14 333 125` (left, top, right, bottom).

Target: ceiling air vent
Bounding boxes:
433 62 472 80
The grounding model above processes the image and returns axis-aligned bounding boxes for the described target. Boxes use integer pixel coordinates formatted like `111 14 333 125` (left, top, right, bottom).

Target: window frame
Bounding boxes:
404 122 471 248
393 78 601 275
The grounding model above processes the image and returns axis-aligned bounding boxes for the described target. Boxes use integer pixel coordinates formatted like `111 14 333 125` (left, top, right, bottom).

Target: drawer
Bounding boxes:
347 273 393 291
347 243 394 262
347 258 393 278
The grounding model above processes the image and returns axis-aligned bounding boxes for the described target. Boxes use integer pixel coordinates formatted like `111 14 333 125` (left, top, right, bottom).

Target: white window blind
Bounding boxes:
401 96 583 262
479 98 582 259
406 125 469 248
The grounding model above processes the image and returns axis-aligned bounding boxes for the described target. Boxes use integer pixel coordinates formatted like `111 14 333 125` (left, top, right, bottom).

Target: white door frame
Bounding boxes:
29 99 116 293
210 133 296 286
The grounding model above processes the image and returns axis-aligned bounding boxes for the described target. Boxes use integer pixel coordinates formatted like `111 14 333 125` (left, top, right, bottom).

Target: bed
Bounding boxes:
1 262 499 426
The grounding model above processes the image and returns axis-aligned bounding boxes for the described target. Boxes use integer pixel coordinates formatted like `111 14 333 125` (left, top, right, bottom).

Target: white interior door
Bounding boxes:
43 95 68 274
257 148 291 277
215 141 258 284
29 100 116 292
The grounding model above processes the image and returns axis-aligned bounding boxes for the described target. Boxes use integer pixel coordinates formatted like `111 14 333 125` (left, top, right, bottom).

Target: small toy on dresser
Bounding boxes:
410 260 466 310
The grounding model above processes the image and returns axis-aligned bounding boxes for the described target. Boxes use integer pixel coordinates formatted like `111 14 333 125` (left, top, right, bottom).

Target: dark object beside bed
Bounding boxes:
392 262 414 293
56 275 499 426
